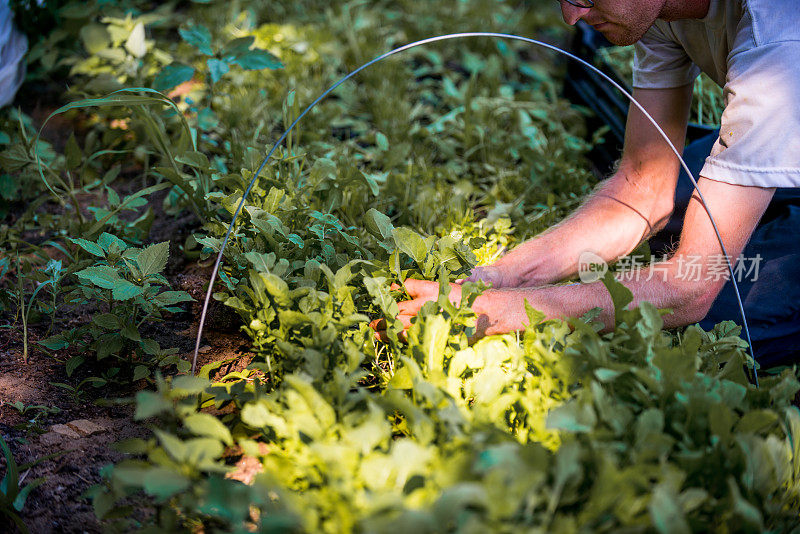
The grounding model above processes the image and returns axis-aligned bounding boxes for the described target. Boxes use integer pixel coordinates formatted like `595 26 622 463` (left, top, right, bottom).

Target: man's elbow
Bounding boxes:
666 277 723 327
649 207 675 236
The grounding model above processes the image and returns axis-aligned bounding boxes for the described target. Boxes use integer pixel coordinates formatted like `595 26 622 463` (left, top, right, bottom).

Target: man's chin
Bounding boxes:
598 26 647 46
600 30 638 46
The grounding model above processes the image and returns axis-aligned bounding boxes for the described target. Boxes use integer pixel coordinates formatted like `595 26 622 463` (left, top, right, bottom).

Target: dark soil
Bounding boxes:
0 317 252 533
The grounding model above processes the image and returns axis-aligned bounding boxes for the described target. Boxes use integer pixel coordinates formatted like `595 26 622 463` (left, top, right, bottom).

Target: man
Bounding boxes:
376 0 800 365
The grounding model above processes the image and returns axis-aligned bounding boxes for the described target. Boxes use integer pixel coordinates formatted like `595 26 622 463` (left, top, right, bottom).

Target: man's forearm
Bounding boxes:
473 259 712 335
493 175 674 287
486 85 694 290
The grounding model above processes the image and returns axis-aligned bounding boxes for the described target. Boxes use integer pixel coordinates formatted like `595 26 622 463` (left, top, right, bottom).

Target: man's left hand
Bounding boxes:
370 279 462 341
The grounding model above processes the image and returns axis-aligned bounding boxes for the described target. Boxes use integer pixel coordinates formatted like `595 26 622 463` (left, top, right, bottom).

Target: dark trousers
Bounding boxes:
649 132 800 368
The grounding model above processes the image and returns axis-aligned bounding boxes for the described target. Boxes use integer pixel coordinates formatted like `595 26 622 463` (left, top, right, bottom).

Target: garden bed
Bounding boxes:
1 1 799 533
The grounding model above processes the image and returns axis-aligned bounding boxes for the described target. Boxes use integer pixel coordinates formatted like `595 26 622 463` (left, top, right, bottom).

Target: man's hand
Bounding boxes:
370 279 462 341
458 265 512 287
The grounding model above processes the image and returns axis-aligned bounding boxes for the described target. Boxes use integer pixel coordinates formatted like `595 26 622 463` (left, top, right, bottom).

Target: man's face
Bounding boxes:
559 0 667 46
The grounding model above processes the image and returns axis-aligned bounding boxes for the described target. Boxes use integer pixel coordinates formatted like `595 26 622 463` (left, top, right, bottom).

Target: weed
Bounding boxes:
0 434 54 534
2 402 62 438
40 233 193 381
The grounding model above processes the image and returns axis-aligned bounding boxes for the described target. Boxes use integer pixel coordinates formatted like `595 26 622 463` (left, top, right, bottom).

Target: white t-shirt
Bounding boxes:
632 0 800 188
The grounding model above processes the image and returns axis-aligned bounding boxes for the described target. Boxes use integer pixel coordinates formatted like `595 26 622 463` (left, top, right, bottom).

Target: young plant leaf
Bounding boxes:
178 24 213 56
365 208 394 240
601 271 633 325
137 241 169 278
70 238 105 258
153 64 195 93
207 58 229 83
232 49 283 70
76 265 122 289
125 22 147 58
392 227 428 265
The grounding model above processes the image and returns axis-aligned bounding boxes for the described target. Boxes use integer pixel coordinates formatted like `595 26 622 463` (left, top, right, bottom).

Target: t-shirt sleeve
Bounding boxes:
701 41 800 187
632 24 700 89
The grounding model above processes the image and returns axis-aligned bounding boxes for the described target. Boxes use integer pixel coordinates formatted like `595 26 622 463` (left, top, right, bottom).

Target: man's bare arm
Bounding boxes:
477 175 774 332
391 176 774 335
473 84 694 288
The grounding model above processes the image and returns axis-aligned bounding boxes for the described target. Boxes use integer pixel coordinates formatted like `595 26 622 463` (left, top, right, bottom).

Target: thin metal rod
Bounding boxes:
192 32 757 386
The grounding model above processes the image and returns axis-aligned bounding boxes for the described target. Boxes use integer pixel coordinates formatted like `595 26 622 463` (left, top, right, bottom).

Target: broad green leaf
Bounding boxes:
112 438 149 455
110 462 148 487
125 22 147 58
153 63 195 92
364 276 399 317
546 400 596 433
143 467 190 499
97 232 128 252
70 238 105 258
421 314 449 372
92 313 122 330
179 24 213 55
175 150 210 170
601 270 633 325
96 333 123 360
207 58 229 83
389 365 413 389
284 375 336 430
360 171 384 196
121 323 141 341
735 410 778 434
137 241 169 277
245 251 275 273
392 227 428 264
134 391 171 420
220 36 254 59
650 484 690 534
64 133 82 170
184 413 233 446
0 144 29 171
260 272 291 306
241 401 286 436
0 173 18 199
153 429 187 463
39 333 69 351
133 365 150 381
365 208 393 240
112 280 144 301
154 291 194 306
80 23 110 54
183 438 224 467
171 375 210 395
233 49 283 70
139 338 160 355
197 107 219 130
376 131 389 150
76 265 122 289
727 478 764 530
287 234 304 248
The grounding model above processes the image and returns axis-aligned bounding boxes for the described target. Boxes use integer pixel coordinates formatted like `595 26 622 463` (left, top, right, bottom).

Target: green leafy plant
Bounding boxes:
7 1 797 532
0 434 53 534
91 276 800 532
0 257 64 362
50 376 109 404
3 401 62 438
41 233 193 380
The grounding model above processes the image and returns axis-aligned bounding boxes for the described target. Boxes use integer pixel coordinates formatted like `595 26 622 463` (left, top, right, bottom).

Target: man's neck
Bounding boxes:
661 0 711 21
